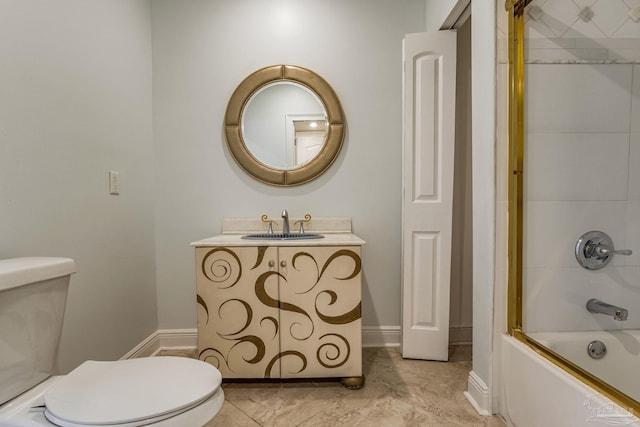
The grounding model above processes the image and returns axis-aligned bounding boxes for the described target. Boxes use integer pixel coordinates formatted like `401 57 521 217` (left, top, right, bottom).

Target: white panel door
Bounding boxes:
402 31 457 361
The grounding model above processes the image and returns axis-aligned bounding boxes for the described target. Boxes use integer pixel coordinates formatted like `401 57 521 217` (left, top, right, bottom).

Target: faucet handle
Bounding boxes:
294 221 305 234
594 246 632 257
293 214 312 234
261 214 275 234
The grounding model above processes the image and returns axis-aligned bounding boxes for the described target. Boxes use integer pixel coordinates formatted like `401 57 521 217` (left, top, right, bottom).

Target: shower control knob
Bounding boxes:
575 231 632 270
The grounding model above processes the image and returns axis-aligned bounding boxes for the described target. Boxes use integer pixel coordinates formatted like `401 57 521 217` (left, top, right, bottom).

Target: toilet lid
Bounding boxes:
43 357 222 427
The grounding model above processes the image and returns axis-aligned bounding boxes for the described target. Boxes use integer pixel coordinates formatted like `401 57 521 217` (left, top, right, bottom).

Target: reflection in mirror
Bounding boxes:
291 117 327 167
242 82 327 170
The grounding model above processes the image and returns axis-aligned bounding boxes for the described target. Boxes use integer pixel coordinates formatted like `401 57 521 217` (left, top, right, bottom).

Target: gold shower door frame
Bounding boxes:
505 0 640 416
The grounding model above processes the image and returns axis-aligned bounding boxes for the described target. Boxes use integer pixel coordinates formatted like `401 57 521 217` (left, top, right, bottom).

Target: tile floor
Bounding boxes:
158 346 506 426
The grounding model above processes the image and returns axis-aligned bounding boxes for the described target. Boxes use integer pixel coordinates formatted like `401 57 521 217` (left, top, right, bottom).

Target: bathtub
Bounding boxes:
501 334 640 427
529 330 640 402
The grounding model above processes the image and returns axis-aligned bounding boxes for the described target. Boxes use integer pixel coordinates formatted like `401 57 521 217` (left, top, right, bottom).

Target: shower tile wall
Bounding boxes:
521 0 640 333
524 0 640 41
523 63 640 332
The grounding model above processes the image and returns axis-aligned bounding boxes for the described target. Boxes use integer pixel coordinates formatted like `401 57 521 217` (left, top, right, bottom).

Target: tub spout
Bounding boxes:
586 298 628 321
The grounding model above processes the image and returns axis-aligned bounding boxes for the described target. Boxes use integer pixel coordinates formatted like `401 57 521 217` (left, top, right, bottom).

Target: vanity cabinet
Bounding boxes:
195 243 363 387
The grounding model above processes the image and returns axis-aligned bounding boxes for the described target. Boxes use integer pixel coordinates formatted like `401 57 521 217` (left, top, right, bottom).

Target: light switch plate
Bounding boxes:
109 171 119 195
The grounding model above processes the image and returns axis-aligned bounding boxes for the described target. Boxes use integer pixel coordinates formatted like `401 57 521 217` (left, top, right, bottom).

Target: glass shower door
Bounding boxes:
511 0 640 412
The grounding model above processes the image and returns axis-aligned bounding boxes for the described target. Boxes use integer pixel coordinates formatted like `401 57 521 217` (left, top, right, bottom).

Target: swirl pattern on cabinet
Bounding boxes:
196 245 362 379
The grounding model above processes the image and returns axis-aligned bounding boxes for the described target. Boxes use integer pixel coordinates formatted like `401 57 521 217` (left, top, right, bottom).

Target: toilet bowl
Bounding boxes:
0 359 224 427
0 258 223 426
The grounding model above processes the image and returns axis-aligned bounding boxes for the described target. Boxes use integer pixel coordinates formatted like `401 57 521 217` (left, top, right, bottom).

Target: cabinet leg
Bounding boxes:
341 375 365 390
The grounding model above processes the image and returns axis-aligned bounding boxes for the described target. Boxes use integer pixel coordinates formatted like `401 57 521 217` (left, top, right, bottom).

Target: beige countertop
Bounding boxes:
192 217 365 247
191 233 365 247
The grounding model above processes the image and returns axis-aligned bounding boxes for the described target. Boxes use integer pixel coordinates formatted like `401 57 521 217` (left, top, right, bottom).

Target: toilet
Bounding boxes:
0 257 224 426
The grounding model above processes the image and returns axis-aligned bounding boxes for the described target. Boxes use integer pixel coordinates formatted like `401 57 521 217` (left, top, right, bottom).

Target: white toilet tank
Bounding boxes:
0 257 76 406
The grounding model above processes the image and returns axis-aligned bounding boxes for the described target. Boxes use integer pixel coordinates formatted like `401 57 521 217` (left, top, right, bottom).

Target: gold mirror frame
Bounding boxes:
224 65 345 186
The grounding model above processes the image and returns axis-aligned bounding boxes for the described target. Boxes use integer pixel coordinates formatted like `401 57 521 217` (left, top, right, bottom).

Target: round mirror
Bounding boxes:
224 65 345 186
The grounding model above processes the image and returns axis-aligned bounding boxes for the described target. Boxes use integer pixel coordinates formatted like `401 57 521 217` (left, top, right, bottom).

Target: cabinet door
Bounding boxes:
278 246 362 378
196 246 281 378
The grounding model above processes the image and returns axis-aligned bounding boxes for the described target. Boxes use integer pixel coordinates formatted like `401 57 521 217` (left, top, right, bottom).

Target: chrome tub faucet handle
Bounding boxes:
576 231 633 270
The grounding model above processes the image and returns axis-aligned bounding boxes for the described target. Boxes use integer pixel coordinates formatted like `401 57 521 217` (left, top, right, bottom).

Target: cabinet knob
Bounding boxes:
280 260 287 268
268 260 275 268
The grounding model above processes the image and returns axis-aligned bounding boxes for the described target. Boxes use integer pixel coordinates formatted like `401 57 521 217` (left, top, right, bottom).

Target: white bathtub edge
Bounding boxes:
501 334 640 427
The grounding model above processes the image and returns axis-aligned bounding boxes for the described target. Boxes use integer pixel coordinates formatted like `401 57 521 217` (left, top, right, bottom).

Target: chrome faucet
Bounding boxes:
587 298 628 321
281 209 290 235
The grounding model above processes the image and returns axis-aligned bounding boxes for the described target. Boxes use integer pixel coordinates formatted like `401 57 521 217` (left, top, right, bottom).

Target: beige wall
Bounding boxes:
450 17 474 334
425 0 461 31
0 0 482 376
471 0 497 407
151 0 426 331
0 0 157 373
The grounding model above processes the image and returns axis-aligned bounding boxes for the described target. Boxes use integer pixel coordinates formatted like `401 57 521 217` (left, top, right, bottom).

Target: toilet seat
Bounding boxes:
42 357 222 427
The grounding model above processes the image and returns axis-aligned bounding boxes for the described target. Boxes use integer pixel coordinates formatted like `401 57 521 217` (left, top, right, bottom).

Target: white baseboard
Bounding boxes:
449 326 472 345
123 325 472 359
121 329 197 359
361 325 471 347
362 326 401 347
464 370 491 416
